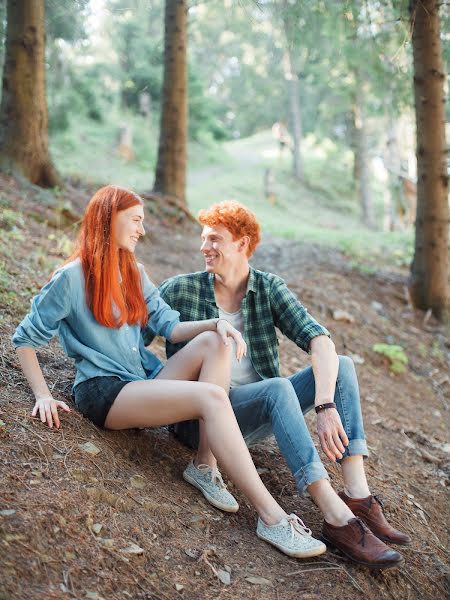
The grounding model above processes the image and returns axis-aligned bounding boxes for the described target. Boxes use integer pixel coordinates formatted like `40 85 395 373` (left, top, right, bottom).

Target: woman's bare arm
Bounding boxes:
16 346 71 428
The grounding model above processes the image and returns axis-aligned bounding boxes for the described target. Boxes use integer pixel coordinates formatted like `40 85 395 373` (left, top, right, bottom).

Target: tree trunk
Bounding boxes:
352 89 374 229
285 47 304 181
409 0 449 321
153 0 187 206
0 0 60 187
384 110 402 232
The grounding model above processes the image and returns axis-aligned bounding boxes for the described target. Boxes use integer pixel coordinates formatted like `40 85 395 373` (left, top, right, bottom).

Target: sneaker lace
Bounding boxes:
197 463 226 489
287 514 312 540
211 466 226 489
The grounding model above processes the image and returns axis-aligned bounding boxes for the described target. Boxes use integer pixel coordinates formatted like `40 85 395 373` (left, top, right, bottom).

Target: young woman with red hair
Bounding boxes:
12 185 327 558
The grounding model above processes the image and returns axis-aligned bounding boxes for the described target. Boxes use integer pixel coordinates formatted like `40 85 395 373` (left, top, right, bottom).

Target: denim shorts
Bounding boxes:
73 376 132 427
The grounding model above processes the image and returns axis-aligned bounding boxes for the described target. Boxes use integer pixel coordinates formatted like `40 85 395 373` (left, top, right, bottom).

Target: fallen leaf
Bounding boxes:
217 569 231 585
332 309 355 323
349 353 364 365
245 576 272 586
92 523 103 535
0 509 16 516
129 474 145 489
79 442 101 456
175 584 184 592
120 543 144 555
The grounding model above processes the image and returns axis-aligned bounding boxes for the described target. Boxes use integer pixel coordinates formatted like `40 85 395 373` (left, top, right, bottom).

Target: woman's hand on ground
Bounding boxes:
316 408 348 462
32 396 71 429
216 319 247 360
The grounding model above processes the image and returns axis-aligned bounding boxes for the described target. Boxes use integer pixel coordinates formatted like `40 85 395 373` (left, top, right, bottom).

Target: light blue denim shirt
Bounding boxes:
12 259 180 389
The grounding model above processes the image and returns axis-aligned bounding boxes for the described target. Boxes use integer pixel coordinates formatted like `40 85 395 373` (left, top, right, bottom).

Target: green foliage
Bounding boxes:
373 343 408 374
0 208 23 230
0 261 17 310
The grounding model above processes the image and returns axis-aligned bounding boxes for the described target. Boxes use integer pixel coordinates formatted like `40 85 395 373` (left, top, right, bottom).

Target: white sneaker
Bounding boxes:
257 513 327 558
183 461 239 513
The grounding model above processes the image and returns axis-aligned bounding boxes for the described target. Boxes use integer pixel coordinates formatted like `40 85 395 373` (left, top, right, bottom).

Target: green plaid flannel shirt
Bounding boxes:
143 267 330 379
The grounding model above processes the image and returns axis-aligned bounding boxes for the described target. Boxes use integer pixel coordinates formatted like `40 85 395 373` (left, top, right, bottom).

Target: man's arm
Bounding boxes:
270 276 330 352
311 335 349 463
310 335 339 405
270 277 348 462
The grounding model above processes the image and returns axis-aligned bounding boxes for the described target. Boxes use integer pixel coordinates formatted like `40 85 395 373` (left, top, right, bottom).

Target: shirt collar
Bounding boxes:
206 266 257 303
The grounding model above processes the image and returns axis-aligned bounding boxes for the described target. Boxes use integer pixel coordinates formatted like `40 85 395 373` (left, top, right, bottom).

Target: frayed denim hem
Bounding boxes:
294 461 329 496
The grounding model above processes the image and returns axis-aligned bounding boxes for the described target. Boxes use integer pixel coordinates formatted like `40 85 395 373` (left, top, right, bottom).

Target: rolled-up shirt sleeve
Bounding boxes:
140 266 180 341
270 276 330 353
12 269 72 348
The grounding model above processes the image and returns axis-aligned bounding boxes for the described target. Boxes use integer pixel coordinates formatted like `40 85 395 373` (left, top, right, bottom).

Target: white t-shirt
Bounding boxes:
218 307 262 388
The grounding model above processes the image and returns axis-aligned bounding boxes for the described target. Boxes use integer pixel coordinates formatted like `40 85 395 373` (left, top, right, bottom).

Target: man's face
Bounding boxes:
200 224 243 274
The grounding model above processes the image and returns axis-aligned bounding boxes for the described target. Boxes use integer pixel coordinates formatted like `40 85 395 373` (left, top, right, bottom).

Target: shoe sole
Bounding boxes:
321 536 405 570
257 532 327 558
183 472 239 513
377 535 411 546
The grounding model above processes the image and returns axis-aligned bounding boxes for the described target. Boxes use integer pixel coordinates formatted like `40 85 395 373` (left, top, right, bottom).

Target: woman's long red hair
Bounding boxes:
65 185 148 329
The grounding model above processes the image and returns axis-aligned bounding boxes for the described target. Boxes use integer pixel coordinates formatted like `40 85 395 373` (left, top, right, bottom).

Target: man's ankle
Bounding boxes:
343 485 371 499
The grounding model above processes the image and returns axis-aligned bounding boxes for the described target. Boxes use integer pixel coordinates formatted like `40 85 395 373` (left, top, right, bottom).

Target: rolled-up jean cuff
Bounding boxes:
294 462 329 496
339 439 369 462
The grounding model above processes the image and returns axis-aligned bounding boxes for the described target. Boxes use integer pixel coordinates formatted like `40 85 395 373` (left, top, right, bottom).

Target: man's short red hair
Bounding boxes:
198 200 261 257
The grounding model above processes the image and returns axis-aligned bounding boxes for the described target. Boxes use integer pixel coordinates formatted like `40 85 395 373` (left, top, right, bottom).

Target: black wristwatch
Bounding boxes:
315 402 337 414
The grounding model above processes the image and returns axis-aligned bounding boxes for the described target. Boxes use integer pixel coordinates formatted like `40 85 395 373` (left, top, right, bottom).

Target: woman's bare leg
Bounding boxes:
104 340 285 525
155 331 232 468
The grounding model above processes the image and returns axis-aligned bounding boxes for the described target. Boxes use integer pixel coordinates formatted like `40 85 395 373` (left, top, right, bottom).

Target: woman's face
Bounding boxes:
115 204 145 252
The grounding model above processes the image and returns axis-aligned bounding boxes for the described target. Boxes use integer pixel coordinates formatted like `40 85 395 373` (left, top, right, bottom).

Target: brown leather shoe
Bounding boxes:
322 517 404 570
338 491 412 546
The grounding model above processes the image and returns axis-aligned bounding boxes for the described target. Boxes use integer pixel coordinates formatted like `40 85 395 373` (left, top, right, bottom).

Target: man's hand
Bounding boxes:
216 319 247 361
316 408 348 462
32 395 71 429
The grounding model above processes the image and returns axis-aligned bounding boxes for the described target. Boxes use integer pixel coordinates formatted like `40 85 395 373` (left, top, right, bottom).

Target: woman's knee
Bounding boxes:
199 383 230 414
195 330 232 356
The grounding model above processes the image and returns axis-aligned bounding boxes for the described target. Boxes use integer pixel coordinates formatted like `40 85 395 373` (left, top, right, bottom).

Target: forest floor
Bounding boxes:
0 173 449 600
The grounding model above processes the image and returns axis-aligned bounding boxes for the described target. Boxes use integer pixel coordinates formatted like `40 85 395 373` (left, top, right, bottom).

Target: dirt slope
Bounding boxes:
0 175 449 600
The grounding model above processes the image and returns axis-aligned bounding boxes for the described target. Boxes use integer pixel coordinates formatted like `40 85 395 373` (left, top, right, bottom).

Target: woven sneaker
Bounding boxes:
183 461 239 513
257 513 327 558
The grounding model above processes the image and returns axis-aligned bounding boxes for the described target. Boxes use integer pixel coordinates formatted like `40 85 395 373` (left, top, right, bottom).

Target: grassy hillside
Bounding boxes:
50 116 414 273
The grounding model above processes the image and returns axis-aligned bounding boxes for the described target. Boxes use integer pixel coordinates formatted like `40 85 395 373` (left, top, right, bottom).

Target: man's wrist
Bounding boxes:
315 402 337 414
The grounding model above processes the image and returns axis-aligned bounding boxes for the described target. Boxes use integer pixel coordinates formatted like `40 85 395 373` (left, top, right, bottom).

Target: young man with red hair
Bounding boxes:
145 200 410 569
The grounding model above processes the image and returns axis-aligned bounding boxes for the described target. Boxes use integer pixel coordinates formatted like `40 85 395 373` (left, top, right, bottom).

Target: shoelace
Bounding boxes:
287 514 312 540
197 463 226 489
352 517 369 547
373 494 385 511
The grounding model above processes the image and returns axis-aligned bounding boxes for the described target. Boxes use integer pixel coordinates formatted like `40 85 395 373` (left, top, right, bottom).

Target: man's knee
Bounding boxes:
264 377 297 411
338 355 356 378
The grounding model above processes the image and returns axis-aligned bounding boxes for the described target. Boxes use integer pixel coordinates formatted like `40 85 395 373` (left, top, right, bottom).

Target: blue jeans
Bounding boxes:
229 355 368 495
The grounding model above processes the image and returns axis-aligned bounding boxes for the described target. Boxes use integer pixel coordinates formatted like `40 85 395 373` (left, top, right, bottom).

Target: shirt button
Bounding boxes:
132 347 137 352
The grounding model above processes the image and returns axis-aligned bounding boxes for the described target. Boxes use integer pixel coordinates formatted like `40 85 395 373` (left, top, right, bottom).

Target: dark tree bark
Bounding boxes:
153 0 187 206
0 0 60 187
409 0 449 321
